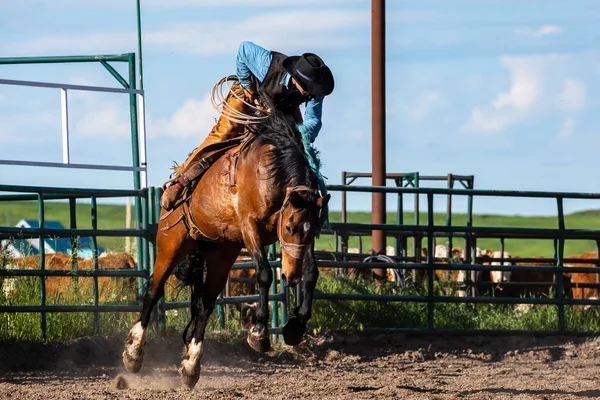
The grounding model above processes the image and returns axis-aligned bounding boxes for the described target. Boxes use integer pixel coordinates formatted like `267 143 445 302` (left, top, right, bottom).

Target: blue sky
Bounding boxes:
1 0 599 216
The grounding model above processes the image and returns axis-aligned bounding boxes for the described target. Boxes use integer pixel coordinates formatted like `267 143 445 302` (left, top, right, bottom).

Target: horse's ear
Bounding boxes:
316 193 331 209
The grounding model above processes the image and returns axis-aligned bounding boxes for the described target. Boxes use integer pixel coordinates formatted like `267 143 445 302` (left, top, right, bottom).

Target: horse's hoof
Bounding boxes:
282 316 306 346
179 363 201 389
247 331 271 353
122 348 143 374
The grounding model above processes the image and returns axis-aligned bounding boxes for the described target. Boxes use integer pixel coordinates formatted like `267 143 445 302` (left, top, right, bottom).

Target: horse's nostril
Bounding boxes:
281 273 287 283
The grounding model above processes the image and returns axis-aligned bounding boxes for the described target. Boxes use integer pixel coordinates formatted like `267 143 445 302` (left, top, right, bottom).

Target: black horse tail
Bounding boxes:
173 249 205 288
173 248 206 345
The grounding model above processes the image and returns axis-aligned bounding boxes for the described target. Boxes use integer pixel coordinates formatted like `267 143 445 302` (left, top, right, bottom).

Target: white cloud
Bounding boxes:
461 56 546 133
533 25 562 38
460 54 586 135
461 108 517 134
555 78 586 111
515 25 563 38
557 118 575 141
0 10 368 57
152 96 219 139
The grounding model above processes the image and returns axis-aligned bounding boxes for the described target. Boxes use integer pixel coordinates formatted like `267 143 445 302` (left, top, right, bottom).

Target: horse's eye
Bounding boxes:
286 224 292 234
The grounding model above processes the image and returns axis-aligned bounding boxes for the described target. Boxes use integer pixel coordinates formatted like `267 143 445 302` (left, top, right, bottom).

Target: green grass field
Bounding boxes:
1 200 598 257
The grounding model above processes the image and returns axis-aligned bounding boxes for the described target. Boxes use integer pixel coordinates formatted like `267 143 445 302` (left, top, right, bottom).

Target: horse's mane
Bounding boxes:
253 111 317 196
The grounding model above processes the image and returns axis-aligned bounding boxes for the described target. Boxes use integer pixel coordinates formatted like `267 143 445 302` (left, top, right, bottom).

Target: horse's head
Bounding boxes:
277 186 330 287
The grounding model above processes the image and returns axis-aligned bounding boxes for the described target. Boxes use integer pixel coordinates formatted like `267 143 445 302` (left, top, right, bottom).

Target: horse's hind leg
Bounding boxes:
179 241 242 389
123 221 194 374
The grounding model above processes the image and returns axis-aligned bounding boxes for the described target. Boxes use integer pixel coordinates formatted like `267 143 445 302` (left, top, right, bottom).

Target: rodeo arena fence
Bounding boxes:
2 52 600 341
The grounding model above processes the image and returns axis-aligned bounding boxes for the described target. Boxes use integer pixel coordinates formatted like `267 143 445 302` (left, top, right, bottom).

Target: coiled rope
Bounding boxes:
210 75 270 124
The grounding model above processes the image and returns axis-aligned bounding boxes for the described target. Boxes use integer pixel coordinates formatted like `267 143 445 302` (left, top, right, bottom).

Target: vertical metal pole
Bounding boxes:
445 175 454 285
395 179 404 258
136 0 144 91
446 174 453 254
128 53 144 299
91 195 99 335
60 88 70 164
341 172 348 259
138 93 148 188
341 171 347 224
556 197 565 333
271 265 277 329
217 292 225 330
371 0 386 278
413 173 420 261
69 197 79 293
466 177 474 253
466 177 474 296
38 194 47 340
280 261 287 327
426 193 435 330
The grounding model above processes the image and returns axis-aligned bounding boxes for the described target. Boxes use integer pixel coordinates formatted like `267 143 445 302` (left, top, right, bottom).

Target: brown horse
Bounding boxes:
122 111 330 388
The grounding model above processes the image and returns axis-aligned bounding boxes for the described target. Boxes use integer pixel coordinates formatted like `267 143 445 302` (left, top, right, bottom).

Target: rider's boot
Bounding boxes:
160 158 211 210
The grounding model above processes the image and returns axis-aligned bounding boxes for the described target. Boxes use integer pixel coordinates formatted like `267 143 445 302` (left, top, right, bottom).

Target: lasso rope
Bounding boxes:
211 75 270 124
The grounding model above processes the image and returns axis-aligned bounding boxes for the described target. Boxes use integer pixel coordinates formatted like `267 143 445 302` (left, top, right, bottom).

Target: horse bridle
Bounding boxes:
276 185 317 259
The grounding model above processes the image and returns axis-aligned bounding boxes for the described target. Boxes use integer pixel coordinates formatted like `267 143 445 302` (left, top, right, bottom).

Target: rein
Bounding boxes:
276 185 316 259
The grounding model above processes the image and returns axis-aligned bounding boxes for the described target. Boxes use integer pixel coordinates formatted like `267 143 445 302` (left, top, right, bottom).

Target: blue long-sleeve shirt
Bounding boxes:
236 41 324 143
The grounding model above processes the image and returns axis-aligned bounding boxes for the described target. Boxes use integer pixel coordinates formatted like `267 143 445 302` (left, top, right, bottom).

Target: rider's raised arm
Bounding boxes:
298 96 324 143
235 41 272 88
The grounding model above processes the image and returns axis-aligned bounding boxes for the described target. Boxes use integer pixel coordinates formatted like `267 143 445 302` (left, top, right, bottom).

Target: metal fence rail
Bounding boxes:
312 183 600 334
0 184 290 339
3 181 600 339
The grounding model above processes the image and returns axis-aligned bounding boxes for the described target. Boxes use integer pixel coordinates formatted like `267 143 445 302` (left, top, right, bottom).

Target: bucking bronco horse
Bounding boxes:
122 110 330 388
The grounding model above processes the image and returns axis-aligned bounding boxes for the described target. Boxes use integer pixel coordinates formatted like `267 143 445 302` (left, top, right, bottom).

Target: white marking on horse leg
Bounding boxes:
131 321 145 342
180 339 204 377
123 321 147 372
127 322 146 352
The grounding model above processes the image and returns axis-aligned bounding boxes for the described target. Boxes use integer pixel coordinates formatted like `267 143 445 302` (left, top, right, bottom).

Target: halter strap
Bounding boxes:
277 185 316 259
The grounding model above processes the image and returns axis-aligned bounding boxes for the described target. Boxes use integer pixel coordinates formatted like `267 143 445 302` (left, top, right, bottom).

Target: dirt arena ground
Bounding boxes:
2 332 600 400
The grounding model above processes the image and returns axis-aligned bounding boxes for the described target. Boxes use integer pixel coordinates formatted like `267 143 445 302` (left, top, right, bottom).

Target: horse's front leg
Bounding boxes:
283 245 318 346
242 221 272 353
123 219 193 374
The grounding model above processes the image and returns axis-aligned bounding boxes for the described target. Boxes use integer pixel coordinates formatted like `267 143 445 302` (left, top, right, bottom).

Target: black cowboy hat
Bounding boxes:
283 53 335 97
